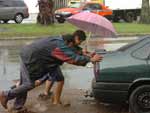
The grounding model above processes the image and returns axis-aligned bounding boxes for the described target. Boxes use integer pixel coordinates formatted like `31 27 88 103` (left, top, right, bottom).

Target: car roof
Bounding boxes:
0 0 24 1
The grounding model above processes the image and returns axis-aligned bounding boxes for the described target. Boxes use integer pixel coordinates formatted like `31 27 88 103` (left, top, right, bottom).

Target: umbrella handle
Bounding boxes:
85 32 91 51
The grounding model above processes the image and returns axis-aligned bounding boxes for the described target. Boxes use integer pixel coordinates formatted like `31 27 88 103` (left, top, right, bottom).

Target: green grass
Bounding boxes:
0 23 77 39
0 23 150 39
113 23 150 35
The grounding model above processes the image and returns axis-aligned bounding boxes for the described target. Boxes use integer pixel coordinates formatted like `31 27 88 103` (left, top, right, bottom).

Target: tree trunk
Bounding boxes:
37 0 54 25
140 0 150 24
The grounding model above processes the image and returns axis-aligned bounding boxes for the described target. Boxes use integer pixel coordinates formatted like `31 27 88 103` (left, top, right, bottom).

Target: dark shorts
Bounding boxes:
36 66 64 82
48 66 64 81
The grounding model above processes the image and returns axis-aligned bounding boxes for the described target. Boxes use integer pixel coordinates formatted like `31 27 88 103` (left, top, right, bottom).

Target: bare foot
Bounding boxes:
0 91 8 109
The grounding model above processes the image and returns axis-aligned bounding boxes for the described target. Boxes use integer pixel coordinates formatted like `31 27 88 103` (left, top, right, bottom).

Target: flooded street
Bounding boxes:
0 39 94 90
0 37 137 113
0 37 136 90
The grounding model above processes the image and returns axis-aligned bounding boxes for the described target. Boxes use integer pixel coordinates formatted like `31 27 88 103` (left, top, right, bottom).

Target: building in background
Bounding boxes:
23 0 70 13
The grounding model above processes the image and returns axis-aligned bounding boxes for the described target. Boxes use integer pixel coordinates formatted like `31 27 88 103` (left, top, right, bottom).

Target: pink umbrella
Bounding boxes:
67 12 117 38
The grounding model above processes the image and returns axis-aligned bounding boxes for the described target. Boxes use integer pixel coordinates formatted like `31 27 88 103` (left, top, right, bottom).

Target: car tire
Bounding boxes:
3 20 9 23
129 85 150 113
14 14 23 24
57 19 65 23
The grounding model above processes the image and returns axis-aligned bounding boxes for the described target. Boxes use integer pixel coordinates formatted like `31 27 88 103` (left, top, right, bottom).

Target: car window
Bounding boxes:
0 1 10 7
91 3 102 10
117 37 150 51
13 0 26 7
0 1 4 7
83 3 102 10
0 1 21 7
131 42 150 60
69 2 82 8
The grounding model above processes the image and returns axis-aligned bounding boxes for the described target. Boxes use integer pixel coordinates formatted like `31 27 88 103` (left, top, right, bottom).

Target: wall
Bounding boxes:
23 0 69 13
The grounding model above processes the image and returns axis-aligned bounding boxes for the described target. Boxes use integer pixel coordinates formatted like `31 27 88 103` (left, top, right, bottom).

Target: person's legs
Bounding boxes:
35 73 54 97
42 74 55 96
0 61 34 109
53 81 64 104
0 91 8 109
37 74 55 100
35 74 49 87
44 80 54 96
13 92 27 110
12 65 34 110
50 67 64 105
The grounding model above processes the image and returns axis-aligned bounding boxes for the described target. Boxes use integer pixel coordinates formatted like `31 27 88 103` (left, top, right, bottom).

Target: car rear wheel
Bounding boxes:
14 14 23 24
57 19 65 23
129 85 150 113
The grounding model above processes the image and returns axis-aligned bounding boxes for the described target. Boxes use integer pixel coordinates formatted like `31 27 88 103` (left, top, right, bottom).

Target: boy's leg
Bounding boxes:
12 65 34 110
50 66 64 105
35 74 49 87
43 74 55 96
35 73 54 96
38 75 54 100
53 81 64 104
44 80 54 96
0 61 34 109
0 91 8 109
13 92 27 110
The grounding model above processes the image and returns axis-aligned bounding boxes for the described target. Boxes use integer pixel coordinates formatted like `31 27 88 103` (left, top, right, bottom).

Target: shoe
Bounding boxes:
0 91 8 109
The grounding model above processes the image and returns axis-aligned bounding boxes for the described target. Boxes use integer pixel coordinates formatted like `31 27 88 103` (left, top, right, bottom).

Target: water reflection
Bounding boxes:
0 38 136 90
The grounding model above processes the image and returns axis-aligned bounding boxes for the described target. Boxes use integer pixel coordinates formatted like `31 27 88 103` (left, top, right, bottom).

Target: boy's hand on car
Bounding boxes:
90 54 103 62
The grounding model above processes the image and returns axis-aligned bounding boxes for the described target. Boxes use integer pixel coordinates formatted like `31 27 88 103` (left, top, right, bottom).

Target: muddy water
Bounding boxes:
0 37 137 90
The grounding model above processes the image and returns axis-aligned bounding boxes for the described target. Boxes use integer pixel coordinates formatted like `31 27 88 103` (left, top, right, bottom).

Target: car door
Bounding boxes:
131 39 150 78
0 0 15 19
0 0 6 19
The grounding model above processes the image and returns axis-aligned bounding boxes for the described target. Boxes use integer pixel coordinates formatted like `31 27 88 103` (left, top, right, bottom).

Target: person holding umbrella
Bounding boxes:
0 30 103 111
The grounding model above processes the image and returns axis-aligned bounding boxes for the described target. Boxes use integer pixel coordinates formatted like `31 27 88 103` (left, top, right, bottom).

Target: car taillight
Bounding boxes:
25 8 28 14
94 62 100 79
24 3 29 14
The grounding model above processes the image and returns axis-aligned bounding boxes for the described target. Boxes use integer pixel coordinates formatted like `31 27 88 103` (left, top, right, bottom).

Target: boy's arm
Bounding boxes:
51 42 90 66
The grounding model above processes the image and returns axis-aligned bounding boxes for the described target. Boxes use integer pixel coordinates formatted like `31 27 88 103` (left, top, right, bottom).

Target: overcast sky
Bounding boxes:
24 0 39 13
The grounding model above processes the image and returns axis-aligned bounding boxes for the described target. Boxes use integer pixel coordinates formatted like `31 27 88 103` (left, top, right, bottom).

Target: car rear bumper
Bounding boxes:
92 80 131 103
24 13 29 18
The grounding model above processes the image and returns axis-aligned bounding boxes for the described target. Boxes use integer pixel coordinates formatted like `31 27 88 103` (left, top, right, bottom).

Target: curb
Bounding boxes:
0 34 149 40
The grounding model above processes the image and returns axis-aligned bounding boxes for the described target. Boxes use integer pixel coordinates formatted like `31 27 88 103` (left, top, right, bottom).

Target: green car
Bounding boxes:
92 36 150 113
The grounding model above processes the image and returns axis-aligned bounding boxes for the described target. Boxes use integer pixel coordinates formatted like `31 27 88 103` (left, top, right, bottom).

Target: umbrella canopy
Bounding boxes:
67 12 117 38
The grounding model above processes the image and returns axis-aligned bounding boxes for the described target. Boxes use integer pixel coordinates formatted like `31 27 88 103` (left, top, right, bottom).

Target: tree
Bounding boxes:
140 0 150 24
37 0 54 25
